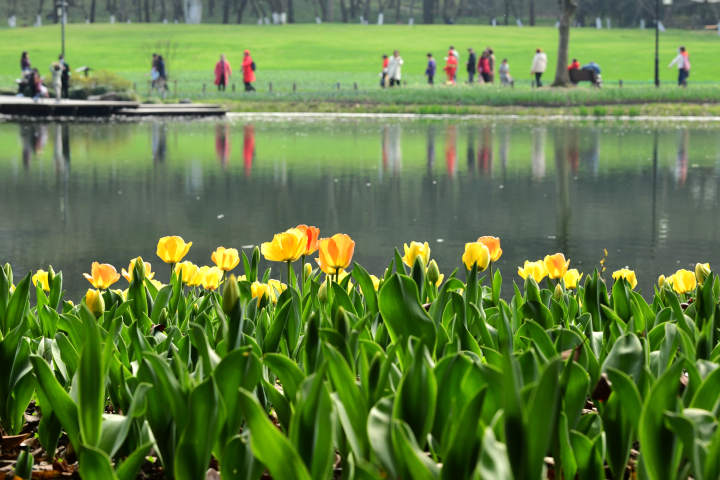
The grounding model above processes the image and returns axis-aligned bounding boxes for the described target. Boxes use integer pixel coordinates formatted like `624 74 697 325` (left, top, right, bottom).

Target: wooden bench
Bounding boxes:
569 68 601 87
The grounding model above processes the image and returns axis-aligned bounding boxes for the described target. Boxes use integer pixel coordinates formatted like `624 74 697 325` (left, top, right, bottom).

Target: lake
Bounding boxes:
1 115 718 298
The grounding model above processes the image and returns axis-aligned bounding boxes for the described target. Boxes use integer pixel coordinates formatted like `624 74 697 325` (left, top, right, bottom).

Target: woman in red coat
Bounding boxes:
444 54 458 85
214 54 232 91
242 50 256 92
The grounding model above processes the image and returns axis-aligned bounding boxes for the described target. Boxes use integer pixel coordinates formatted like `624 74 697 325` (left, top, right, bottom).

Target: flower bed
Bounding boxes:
1 229 718 480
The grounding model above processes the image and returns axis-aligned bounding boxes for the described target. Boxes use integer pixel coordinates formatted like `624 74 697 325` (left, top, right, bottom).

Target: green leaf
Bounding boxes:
30 355 81 448
77 309 106 447
78 445 118 480
393 343 437 446
116 441 153 480
264 352 305 402
221 434 263 480
238 388 312 480
603 368 643 479
440 387 486 480
378 274 436 354
2 273 30 335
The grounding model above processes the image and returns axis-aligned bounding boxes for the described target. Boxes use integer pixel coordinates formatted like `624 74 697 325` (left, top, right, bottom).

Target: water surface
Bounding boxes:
1 117 718 297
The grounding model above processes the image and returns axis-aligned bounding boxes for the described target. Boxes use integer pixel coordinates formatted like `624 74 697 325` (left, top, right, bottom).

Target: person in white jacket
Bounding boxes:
387 50 404 87
530 48 548 87
668 46 690 87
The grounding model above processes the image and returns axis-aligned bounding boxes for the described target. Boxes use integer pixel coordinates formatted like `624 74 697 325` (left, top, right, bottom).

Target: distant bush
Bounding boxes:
69 70 136 100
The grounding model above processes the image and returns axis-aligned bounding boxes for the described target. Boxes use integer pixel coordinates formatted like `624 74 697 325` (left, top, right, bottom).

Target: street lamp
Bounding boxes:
56 0 67 57
654 0 660 87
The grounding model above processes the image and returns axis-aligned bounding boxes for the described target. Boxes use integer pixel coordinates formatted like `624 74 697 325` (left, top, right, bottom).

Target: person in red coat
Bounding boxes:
444 54 458 85
242 50 256 92
214 54 232 91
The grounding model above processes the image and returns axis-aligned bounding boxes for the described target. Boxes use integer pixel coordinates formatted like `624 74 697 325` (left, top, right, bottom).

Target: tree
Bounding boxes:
552 0 577 87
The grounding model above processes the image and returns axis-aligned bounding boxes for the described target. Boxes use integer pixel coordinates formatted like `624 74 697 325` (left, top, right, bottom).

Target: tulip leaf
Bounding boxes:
78 445 119 480
174 377 220 480
378 273 436 355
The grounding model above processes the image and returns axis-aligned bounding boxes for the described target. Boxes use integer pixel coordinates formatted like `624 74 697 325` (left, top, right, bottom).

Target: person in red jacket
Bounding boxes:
242 49 256 92
214 54 232 91
444 54 458 85
568 58 580 71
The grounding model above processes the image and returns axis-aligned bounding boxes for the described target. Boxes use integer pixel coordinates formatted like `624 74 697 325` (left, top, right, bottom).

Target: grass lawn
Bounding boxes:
0 23 719 110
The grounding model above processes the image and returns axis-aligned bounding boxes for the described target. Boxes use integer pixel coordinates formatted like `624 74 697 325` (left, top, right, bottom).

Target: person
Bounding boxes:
380 54 389 88
50 62 62 101
669 46 690 87
499 58 513 86
466 48 476 83
242 49 256 91
156 55 167 94
581 61 601 75
214 54 232 91
449 46 459 81
150 53 159 89
387 50 403 87
32 68 48 100
530 48 547 87
568 58 580 71
59 54 70 98
425 53 436 85
478 50 491 83
444 53 458 85
21 51 31 74
486 48 496 83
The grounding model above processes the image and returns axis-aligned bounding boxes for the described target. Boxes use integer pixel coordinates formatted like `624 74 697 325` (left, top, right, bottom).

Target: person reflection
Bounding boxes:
581 128 600 176
531 127 546 180
675 130 688 186
243 124 255 178
567 128 579 174
466 127 475 172
445 125 457 178
387 125 402 174
151 122 167 164
478 126 492 175
20 124 48 169
427 125 436 173
215 123 231 168
498 125 509 181
53 123 70 174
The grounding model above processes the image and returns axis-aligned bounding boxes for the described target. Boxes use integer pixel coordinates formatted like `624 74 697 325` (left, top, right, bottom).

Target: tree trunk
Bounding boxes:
144 0 151 20
529 0 534 25
222 0 230 22
339 0 348 22
89 0 96 21
236 0 248 22
422 0 433 23
552 0 577 87
209 0 215 16
395 0 401 22
287 0 293 22
503 0 509 25
159 0 166 19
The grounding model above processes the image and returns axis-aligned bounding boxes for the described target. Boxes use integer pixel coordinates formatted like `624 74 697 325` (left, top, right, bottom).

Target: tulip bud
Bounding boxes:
85 289 105 318
427 259 441 285
553 283 564 300
695 263 711 285
158 307 168 325
14 447 33 480
222 274 240 314
2 263 13 286
658 275 666 288
318 281 328 303
304 263 313 279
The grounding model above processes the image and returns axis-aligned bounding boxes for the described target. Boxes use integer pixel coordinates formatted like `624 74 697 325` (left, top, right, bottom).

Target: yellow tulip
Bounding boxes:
462 242 491 271
304 263 313 279
122 257 154 283
477 236 503 262
695 262 711 285
370 274 381 291
402 241 431 268
84 289 105 318
518 260 548 283
261 228 307 263
211 246 240 272
671 269 696 294
149 278 165 291
316 234 356 275
658 275 666 288
83 262 121 290
175 261 199 285
563 269 583 289
268 279 288 296
296 224 321 256
251 281 274 303
335 269 355 292
156 235 192 264
198 266 224 291
544 253 570 279
32 269 50 291
612 268 638 290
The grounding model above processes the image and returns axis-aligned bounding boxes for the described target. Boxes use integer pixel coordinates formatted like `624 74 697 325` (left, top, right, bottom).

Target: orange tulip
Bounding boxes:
543 253 570 279
83 262 121 290
477 236 503 262
296 224 320 255
316 234 355 275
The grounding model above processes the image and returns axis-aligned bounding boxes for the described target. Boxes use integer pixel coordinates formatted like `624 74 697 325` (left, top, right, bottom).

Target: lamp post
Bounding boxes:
56 0 66 57
654 0 659 87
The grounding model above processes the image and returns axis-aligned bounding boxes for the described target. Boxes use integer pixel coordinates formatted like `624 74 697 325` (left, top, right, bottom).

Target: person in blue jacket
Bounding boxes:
425 53 436 85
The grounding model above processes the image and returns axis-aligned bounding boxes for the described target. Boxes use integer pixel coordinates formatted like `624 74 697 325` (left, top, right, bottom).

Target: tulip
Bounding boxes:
186 266 205 287
553 283 564 300
335 270 354 292
518 260 548 283
175 261 199 285
211 246 240 272
122 257 154 283
83 262 121 290
427 259 441 285
316 234 356 276
304 263 313 279
402 241 431 268
563 269 583 289
156 235 192 264
32 269 50 292
149 279 165 291
462 242 491 271
671 269 696 294
612 268 637 290
370 274 381 291
268 279 288 297
296 224 321 256
198 266 224 291
658 275 666 288
695 262 711 285
222 274 240 314
84 289 105 318
544 253 570 279
251 281 275 303
477 236 503 262
261 228 307 263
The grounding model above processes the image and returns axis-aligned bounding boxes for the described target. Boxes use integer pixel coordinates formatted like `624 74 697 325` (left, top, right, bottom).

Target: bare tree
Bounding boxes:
529 0 534 25
236 0 249 22
552 0 577 86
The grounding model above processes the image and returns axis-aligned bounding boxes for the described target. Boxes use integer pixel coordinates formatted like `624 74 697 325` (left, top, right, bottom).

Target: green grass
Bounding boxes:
1 24 719 110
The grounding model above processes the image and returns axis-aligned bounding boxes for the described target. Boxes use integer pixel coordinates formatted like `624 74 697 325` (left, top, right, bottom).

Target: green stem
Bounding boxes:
287 261 292 288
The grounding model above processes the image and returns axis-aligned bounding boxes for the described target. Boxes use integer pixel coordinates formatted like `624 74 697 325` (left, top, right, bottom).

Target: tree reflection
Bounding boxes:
151 122 167 164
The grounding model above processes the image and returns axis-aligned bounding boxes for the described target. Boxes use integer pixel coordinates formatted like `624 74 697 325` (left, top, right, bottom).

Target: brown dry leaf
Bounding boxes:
0 435 30 453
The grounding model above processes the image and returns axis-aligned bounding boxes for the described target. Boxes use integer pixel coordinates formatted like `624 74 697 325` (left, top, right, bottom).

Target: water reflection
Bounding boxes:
1 119 719 297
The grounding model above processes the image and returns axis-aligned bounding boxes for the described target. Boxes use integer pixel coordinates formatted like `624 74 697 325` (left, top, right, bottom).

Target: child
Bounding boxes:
380 54 389 88
50 62 62 101
499 58 514 86
425 53 436 85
